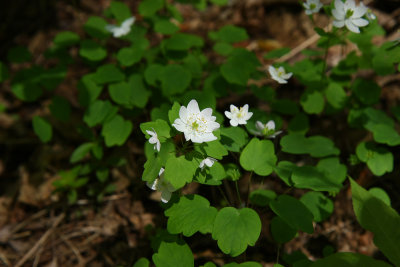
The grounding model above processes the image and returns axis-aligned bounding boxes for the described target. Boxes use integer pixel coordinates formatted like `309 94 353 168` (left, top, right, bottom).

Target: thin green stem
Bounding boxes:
235 181 242 207
246 171 253 207
217 185 231 206
276 244 281 264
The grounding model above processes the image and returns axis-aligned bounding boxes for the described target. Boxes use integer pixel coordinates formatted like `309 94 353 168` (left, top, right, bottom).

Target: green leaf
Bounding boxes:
280 134 340 157
101 115 133 147
77 74 103 106
152 239 194 267
142 157 162 183
300 90 325 114
213 42 234 56
270 195 314 234
264 47 291 59
160 64 192 96
270 216 297 243
70 143 94 163
109 1 131 22
32 116 52 143
195 140 228 160
249 189 277 207
369 187 391 206
133 257 150 267
94 64 125 84
168 102 181 124
79 40 107 61
11 83 42 102
140 119 171 140
139 0 164 17
212 207 261 256
154 19 179 34
0 62 9 82
117 46 143 67
53 31 80 47
209 25 248 43
288 113 309 134
50 96 71 121
164 156 197 189
240 138 277 176
145 64 164 86
300 192 334 222
325 82 347 110
351 178 400 266
223 262 262 267
372 42 400 75
291 165 342 192
197 161 226 185
221 49 260 86
351 78 381 106
365 123 400 146
311 252 392 267
209 0 228 5
108 75 150 108
84 16 109 39
7 46 32 63
165 194 218 236
163 33 203 51
84 100 117 127
356 142 393 176
220 127 249 152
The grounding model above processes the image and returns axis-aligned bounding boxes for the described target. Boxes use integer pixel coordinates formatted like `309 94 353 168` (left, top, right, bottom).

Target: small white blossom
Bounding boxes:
366 9 376 21
252 120 282 138
146 168 176 203
224 104 253 127
268 66 292 84
146 129 161 152
303 0 323 15
105 16 135 38
332 0 369 33
199 157 217 170
172 99 220 143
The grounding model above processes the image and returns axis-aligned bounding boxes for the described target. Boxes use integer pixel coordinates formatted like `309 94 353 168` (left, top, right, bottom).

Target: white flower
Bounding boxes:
366 9 376 21
172 99 220 143
303 0 323 15
146 129 161 152
224 104 253 127
332 0 369 33
199 157 217 170
252 120 282 138
105 16 135 38
268 66 292 84
146 168 176 203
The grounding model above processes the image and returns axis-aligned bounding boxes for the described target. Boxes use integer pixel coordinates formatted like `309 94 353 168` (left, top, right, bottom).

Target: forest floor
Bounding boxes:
0 0 400 266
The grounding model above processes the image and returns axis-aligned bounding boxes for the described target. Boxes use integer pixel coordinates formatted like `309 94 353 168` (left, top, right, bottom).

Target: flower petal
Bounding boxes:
201 108 213 118
161 190 172 203
187 99 200 114
333 20 345 28
345 20 360 33
352 18 369 27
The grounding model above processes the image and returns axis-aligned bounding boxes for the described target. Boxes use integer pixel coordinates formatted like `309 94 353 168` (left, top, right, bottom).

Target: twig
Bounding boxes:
14 213 65 267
